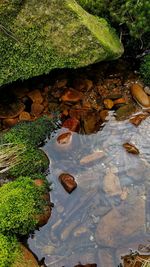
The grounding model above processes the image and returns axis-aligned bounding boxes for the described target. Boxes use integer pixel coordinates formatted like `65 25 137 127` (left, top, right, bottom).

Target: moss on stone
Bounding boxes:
0 233 20 267
0 177 47 235
0 0 123 86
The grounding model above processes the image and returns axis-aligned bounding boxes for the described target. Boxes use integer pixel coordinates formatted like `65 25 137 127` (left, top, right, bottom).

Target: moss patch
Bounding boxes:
0 177 47 235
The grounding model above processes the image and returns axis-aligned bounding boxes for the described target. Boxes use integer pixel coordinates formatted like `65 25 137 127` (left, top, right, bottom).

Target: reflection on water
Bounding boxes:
28 112 150 267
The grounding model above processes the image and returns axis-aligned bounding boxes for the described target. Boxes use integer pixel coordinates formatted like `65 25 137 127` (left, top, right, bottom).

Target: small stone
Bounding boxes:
74 264 97 267
80 151 105 165
61 88 83 102
103 99 114 109
59 173 77 193
34 179 44 187
123 143 139 154
55 79 68 88
56 131 72 150
28 89 44 104
62 117 80 132
31 103 44 116
113 98 126 105
103 168 122 196
3 117 18 128
115 103 136 120
129 113 149 126
36 205 51 227
131 83 150 108
99 110 109 122
19 111 31 121
73 226 88 237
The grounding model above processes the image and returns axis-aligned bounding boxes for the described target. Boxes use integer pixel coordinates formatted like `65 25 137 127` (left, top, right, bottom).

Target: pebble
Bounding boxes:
58 173 77 193
80 151 105 165
123 143 139 154
131 83 150 108
103 98 114 109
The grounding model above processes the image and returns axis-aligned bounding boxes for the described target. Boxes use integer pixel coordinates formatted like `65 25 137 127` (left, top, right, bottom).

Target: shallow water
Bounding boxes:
28 112 150 266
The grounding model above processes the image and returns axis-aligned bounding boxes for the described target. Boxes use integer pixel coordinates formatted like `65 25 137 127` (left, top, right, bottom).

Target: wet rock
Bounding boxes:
144 86 150 95
36 205 51 227
103 168 122 196
103 98 114 109
55 79 68 88
80 151 105 165
61 88 83 102
99 109 109 122
73 226 88 237
19 111 31 121
129 113 149 126
13 244 39 267
59 173 77 193
113 98 126 105
131 83 150 108
73 79 93 91
83 112 101 134
31 103 44 116
3 117 18 128
28 89 44 104
123 143 139 154
98 249 115 267
69 108 90 120
62 117 80 132
56 131 73 150
115 103 136 120
0 97 25 118
95 189 145 247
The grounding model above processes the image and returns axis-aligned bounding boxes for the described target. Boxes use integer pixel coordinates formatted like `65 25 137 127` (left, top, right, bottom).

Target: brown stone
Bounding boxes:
0 99 25 119
19 111 31 121
95 189 145 247
123 143 139 154
12 244 39 267
34 179 44 187
103 168 122 196
74 264 97 267
59 173 77 193
56 131 73 150
31 103 44 116
129 113 149 126
61 88 83 102
83 112 101 134
55 79 68 88
80 151 105 165
3 117 18 127
131 83 150 108
36 205 51 227
99 110 109 122
28 89 44 104
115 103 136 120
114 98 126 105
69 108 90 120
103 99 114 109
62 117 80 132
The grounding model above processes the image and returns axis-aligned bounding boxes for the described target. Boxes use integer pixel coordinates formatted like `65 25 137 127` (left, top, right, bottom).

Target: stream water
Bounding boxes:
28 111 150 266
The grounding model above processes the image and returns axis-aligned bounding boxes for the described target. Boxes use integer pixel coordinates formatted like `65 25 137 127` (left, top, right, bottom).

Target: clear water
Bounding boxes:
28 112 150 266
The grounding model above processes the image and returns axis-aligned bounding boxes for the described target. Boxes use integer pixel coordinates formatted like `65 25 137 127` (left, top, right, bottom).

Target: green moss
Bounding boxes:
2 116 57 147
77 0 150 39
140 54 150 86
0 0 123 86
0 177 47 235
0 233 20 267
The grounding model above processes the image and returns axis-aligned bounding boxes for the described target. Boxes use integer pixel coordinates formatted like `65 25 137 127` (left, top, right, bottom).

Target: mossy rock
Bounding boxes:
0 177 48 235
12 244 39 267
0 0 123 86
0 233 20 267
140 54 150 86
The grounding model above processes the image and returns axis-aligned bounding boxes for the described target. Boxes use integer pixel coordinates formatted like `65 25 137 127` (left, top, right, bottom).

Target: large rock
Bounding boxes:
0 0 123 86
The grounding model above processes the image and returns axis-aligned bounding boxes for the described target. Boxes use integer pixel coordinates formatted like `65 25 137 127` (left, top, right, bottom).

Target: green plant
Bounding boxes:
140 54 150 85
0 233 20 267
0 177 47 235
